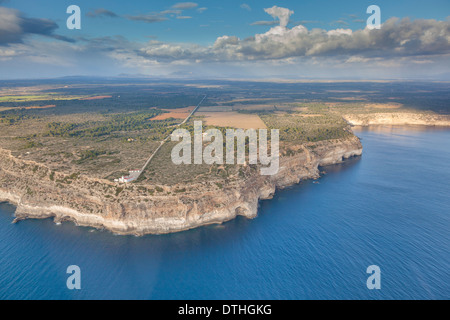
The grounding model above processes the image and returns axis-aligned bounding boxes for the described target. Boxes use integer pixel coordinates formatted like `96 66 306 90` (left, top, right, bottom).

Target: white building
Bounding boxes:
118 170 141 183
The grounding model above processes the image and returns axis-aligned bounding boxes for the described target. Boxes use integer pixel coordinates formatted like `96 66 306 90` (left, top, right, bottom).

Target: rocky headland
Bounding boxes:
0 136 362 235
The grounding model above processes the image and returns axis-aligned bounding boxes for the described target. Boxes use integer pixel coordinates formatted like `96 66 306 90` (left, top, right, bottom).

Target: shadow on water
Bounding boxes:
320 155 362 175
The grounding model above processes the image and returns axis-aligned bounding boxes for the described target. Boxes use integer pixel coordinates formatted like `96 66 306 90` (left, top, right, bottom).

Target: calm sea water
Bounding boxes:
0 126 449 300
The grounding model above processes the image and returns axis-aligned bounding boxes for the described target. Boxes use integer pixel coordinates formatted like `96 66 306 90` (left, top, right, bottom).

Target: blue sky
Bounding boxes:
0 0 449 79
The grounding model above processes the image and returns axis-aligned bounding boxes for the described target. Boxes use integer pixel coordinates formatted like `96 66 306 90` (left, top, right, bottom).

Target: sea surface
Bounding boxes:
0 126 449 299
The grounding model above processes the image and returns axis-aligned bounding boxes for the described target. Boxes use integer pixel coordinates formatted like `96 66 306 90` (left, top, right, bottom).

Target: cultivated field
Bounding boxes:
150 106 195 120
79 96 113 100
23 105 56 110
195 111 267 129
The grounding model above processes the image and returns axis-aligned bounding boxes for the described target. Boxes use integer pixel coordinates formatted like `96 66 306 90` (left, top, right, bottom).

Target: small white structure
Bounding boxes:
171 132 184 139
118 170 141 183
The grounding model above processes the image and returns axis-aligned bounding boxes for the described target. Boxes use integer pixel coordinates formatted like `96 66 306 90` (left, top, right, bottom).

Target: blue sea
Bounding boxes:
0 126 449 300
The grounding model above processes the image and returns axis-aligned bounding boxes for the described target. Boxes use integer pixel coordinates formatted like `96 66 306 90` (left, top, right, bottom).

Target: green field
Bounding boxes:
0 94 87 102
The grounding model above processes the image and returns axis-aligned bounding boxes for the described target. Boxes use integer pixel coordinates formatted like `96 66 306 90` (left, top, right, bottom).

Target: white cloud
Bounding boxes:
2 6 449 79
240 4 251 11
327 29 352 36
214 35 239 48
134 15 450 66
127 2 198 23
0 48 15 60
172 2 198 10
264 6 294 28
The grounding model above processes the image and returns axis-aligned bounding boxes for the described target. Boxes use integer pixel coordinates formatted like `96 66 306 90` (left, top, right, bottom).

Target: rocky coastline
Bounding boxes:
0 136 362 235
343 112 450 127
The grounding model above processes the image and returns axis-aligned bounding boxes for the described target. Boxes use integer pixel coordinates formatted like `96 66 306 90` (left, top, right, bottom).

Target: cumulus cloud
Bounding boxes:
76 12 450 76
135 16 450 64
0 7 74 45
264 6 294 28
86 8 119 18
111 6 450 69
2 5 449 79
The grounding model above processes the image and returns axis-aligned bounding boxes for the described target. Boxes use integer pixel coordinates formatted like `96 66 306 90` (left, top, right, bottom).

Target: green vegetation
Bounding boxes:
0 95 52 102
44 110 173 138
56 172 80 184
260 113 352 142
0 94 85 102
74 150 107 164
115 187 124 196
22 140 43 149
0 109 36 125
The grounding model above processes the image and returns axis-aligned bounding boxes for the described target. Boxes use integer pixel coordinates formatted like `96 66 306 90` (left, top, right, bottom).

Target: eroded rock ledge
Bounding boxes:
343 112 450 126
0 136 362 235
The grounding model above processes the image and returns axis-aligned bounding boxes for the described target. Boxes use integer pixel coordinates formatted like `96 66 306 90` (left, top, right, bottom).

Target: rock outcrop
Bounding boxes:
0 136 362 235
343 112 450 127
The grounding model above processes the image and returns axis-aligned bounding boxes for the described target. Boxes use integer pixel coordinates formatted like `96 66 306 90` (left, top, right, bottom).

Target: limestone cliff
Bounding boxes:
0 136 362 235
343 112 450 127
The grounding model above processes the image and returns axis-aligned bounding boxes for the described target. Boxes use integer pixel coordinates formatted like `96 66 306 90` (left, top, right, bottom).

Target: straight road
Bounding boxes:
133 94 207 181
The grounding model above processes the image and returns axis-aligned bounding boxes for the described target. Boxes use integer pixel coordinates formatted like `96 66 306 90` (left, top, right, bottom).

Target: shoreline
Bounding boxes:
2 113 450 236
343 112 450 127
0 136 362 235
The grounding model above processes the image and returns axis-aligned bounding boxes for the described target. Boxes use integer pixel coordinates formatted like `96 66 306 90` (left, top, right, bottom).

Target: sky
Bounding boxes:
0 0 449 80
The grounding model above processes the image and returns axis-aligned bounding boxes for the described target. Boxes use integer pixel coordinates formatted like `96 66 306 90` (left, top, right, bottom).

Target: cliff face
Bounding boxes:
0 136 362 235
343 112 450 127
